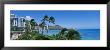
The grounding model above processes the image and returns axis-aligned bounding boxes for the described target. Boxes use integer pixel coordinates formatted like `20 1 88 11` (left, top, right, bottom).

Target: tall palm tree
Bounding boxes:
48 16 55 31
23 19 26 31
41 15 49 22
25 20 31 34
49 16 55 24
30 19 36 31
44 16 56 34
39 21 46 35
39 15 56 34
44 15 49 33
44 15 49 21
41 15 50 34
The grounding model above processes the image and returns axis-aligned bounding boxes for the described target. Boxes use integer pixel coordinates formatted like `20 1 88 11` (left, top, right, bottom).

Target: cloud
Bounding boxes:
25 16 32 21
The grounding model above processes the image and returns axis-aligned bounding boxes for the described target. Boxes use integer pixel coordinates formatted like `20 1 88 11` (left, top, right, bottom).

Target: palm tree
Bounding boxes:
39 15 56 34
49 16 55 24
39 21 46 35
41 15 50 34
45 16 56 34
30 19 36 32
23 19 26 31
41 15 49 22
44 15 49 21
25 20 31 34
44 15 50 33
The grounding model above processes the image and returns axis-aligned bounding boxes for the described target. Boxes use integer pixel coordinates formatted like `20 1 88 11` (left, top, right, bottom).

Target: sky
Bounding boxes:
10 10 100 29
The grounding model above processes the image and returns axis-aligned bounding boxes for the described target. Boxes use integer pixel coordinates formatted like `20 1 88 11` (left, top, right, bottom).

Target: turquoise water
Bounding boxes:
43 30 61 35
77 29 100 40
43 29 100 40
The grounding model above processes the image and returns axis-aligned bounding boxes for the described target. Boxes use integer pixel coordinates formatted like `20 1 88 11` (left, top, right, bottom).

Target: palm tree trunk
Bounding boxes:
37 26 39 33
42 29 43 35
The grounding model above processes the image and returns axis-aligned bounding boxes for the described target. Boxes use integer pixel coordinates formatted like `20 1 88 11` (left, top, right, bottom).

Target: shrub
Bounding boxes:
55 28 81 40
66 29 81 40
17 28 81 40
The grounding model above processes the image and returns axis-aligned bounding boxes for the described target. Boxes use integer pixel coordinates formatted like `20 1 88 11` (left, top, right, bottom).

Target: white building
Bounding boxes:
10 14 18 27
11 14 41 31
19 17 25 27
10 14 26 29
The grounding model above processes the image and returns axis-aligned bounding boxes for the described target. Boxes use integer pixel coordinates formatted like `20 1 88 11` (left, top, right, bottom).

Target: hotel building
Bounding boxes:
10 14 26 31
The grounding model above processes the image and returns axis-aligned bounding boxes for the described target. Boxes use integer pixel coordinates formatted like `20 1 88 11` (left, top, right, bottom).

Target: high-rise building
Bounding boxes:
10 14 18 27
10 14 26 27
19 17 25 27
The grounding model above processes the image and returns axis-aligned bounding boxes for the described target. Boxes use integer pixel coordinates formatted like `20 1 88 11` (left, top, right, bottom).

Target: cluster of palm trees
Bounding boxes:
10 13 82 40
14 15 81 40
26 15 55 35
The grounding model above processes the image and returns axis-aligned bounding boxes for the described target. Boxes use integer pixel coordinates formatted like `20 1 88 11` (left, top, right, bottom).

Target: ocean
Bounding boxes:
77 29 100 40
43 29 100 40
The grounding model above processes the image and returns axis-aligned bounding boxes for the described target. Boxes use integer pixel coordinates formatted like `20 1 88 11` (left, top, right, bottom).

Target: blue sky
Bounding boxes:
10 10 100 29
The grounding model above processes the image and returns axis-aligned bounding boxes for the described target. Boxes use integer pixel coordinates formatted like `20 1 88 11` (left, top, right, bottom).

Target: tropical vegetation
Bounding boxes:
11 15 81 40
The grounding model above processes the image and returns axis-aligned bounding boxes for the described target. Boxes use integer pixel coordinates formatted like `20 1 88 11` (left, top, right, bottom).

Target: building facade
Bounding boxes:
10 14 18 27
10 14 26 31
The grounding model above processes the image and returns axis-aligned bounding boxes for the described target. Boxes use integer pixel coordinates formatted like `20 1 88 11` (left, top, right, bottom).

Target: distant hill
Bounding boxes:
48 25 63 30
